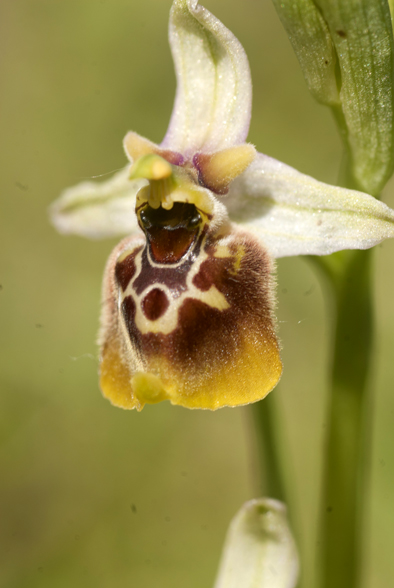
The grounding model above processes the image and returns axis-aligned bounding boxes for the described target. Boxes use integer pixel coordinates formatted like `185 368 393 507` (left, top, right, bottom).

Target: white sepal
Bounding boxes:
162 0 252 157
213 498 299 588
50 167 145 239
224 153 394 258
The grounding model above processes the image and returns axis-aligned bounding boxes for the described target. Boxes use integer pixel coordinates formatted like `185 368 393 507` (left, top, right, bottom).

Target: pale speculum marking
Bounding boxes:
115 202 231 337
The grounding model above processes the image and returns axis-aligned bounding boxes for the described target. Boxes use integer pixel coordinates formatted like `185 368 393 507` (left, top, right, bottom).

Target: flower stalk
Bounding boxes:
251 394 286 502
318 247 373 588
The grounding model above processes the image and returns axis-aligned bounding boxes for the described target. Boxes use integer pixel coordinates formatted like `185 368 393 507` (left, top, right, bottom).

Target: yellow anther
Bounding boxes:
129 154 173 181
133 155 214 216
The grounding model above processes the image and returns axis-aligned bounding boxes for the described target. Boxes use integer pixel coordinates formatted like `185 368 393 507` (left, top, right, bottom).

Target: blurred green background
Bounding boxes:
1 1 394 587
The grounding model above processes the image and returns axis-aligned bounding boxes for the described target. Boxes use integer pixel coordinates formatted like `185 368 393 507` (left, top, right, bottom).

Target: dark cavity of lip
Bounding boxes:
139 202 202 264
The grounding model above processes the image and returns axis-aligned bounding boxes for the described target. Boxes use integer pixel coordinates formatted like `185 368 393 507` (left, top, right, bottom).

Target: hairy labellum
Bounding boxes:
99 183 282 410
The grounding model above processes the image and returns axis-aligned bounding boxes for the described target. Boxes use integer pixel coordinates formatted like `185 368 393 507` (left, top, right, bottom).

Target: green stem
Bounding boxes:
251 393 286 501
319 248 373 588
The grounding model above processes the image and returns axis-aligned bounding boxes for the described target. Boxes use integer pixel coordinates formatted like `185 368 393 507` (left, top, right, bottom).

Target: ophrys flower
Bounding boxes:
51 0 394 411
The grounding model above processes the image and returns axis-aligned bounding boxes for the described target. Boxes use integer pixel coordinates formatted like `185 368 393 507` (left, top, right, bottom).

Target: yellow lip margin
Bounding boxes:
100 327 282 411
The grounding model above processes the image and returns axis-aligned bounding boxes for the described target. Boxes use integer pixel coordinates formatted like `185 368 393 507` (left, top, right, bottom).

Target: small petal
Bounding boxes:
213 499 299 588
50 167 145 239
123 131 185 166
224 153 394 258
194 144 256 195
162 0 252 157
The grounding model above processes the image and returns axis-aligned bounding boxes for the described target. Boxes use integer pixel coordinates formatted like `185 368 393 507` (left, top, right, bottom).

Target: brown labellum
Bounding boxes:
98 198 282 410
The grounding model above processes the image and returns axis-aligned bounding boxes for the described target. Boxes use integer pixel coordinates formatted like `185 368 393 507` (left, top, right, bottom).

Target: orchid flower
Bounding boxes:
51 0 394 412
